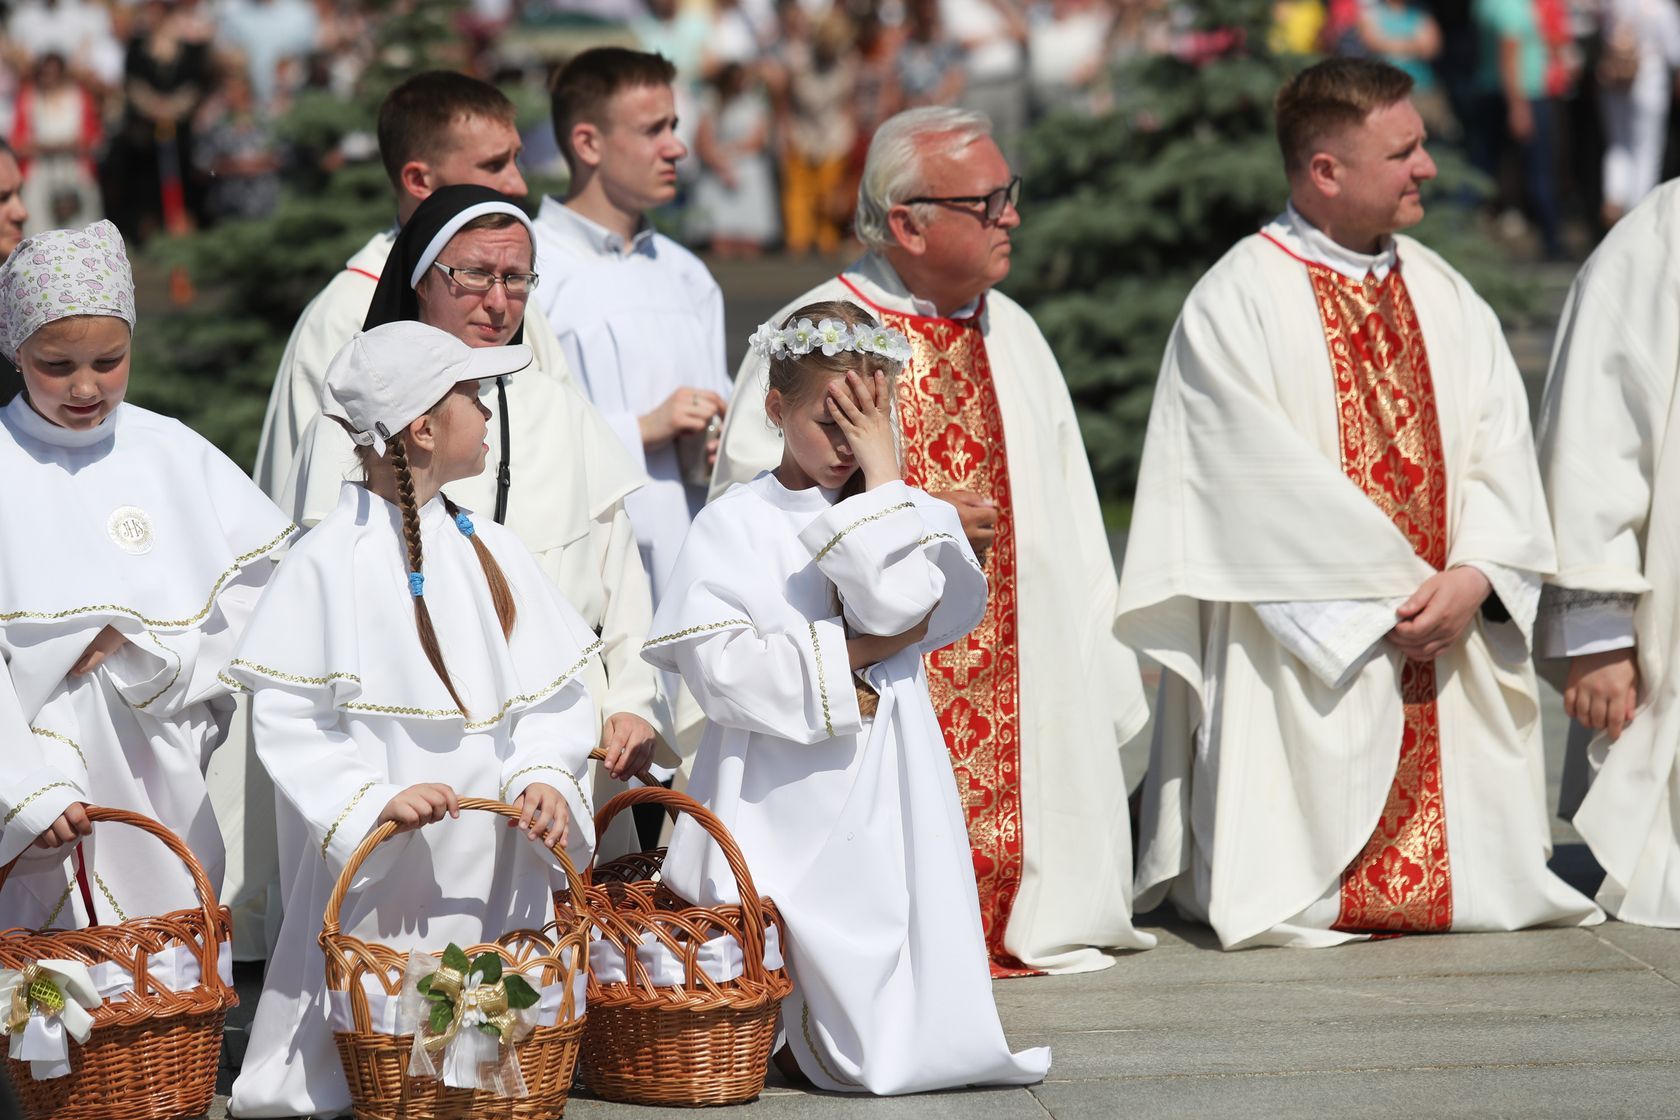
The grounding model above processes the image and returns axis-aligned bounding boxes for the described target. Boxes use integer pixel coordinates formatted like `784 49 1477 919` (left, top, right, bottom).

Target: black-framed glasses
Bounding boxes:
432 261 541 295
903 176 1022 223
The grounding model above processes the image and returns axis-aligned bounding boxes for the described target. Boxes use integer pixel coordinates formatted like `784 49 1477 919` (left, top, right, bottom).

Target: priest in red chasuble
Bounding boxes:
712 106 1156 975
1119 58 1601 949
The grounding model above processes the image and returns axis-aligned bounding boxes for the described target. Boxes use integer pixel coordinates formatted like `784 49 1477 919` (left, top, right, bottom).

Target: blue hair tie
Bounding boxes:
408 571 425 598
454 511 475 538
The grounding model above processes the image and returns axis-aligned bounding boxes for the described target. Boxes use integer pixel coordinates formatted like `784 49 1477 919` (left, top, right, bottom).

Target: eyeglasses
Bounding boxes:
903 176 1022 223
431 261 540 295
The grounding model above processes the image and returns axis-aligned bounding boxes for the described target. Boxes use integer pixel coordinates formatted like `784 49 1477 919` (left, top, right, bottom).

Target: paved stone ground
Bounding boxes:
173 257 1680 1118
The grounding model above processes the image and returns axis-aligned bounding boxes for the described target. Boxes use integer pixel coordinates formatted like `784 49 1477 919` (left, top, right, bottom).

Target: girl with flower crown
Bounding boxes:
644 299 1050 1094
0 220 294 932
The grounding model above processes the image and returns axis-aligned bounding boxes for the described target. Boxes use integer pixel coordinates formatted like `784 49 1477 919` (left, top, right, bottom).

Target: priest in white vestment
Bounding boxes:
1121 58 1601 949
532 48 731 604
712 106 1153 975
1537 177 1680 927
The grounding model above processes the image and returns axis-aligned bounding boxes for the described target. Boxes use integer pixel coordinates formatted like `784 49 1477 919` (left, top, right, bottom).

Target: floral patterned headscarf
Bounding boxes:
0 220 136 364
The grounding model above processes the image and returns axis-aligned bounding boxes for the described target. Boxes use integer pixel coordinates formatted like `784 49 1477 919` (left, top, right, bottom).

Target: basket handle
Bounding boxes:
320 797 586 948
588 787 770 974
0 804 230 996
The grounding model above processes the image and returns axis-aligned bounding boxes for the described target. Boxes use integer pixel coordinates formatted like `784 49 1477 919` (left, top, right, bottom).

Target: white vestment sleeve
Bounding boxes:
252 686 404 871
499 675 599 864
797 482 987 650
1252 597 1405 689
1535 589 1639 659
591 503 669 748
0 665 82 865
102 561 280 718
646 617 862 745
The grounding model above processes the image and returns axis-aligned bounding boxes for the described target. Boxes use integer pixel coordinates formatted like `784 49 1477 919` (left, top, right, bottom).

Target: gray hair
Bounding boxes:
854 106 993 251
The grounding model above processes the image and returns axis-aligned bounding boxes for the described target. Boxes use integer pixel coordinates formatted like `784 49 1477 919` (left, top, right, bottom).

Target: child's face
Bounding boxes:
19 316 131 430
769 370 862 490
411 380 492 486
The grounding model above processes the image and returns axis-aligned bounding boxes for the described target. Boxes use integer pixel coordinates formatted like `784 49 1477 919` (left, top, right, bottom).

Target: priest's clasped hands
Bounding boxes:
1388 565 1493 662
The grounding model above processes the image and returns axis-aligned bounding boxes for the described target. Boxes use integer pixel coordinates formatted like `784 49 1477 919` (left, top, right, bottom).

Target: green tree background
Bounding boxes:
127 0 1525 504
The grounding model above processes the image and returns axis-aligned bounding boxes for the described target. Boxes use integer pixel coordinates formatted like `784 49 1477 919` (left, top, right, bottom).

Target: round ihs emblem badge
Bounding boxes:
107 506 154 555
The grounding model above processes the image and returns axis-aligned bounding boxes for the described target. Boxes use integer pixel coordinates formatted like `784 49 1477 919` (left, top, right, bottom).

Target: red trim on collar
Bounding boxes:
347 267 381 281
836 274 986 325
1258 229 1403 275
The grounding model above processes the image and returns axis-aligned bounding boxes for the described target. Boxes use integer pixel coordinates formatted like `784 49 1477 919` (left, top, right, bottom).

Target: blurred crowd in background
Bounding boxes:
0 0 1674 260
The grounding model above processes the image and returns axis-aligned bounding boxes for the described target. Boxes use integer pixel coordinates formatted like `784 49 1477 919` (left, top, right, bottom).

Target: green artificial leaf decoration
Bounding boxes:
425 989 452 1006
441 943 471 973
470 953 502 984
428 1001 452 1035
501 974 539 1010
476 1021 503 1038
416 974 433 996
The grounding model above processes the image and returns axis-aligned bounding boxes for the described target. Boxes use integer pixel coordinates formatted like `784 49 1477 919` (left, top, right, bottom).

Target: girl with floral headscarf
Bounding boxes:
0 219 294 933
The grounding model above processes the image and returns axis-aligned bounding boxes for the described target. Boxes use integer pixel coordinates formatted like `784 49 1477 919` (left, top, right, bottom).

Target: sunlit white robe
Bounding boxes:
1122 214 1602 949
711 253 1152 973
1537 178 1680 926
226 483 599 1118
645 474 1049 1094
0 397 292 929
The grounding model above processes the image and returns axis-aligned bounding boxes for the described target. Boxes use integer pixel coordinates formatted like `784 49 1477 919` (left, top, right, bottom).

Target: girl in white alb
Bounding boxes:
0 220 293 930
644 300 1050 1094
228 322 602 1119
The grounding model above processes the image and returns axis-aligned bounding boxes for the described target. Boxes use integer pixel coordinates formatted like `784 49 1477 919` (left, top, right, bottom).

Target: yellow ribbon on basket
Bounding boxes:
421 963 519 1055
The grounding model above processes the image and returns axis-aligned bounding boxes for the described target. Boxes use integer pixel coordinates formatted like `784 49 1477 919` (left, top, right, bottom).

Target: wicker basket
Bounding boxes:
322 797 590 1120
580 787 793 1107
0 805 237 1120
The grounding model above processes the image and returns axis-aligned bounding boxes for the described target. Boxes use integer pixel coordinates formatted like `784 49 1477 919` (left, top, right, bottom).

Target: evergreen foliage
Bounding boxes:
1003 0 1531 504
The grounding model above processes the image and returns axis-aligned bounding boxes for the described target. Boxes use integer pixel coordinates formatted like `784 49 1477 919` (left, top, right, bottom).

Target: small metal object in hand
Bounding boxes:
677 413 723 488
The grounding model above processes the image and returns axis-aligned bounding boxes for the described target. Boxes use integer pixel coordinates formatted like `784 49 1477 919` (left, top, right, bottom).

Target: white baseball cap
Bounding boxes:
321 321 532 457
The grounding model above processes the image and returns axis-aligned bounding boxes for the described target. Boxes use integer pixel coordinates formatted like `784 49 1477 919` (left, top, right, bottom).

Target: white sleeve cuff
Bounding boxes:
1536 588 1639 659
1252 598 1405 689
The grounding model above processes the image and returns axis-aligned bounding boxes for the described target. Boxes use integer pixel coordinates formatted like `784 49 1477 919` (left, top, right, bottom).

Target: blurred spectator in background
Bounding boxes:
945 0 1029 160
6 0 122 91
216 0 318 109
0 139 28 403
1271 0 1325 54
1471 0 1563 256
195 66 282 223
1596 0 1680 225
774 5 857 255
690 61 777 256
844 5 903 213
1358 0 1449 133
106 0 213 242
703 0 769 74
1029 0 1117 117
636 0 711 82
898 0 965 108
11 50 102 231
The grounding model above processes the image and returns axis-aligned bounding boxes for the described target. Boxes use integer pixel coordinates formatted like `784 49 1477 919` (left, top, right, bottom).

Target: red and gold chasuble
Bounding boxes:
1271 237 1454 933
839 277 1033 975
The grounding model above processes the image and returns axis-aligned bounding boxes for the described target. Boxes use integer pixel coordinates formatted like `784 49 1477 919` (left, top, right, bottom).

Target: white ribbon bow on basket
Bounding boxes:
398 945 540 1098
0 959 101 1080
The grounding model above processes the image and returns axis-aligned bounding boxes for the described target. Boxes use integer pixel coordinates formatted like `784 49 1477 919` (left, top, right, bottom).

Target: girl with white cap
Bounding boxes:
228 320 603 1118
0 219 294 930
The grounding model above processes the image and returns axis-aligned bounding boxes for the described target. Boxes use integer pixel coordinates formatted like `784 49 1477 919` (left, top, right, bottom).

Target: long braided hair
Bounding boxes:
384 432 519 717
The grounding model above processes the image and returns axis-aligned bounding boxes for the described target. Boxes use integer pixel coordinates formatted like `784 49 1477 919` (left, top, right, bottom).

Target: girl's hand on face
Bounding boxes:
70 626 127 676
826 369 900 490
508 782 571 850
377 783 460 834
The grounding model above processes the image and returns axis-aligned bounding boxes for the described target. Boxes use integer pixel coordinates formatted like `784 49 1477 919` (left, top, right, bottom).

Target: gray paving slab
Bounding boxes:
565 1085 1049 1119
1029 1062 1680 1120
1592 922 1680 982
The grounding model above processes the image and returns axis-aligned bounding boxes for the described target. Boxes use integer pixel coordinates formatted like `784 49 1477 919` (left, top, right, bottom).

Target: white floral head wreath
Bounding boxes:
748 316 914 365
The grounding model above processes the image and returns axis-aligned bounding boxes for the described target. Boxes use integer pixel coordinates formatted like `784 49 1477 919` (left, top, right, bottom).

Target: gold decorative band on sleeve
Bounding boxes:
0 524 297 631
3 780 83 826
30 727 86 771
131 631 183 711
916 532 958 548
92 870 129 923
642 619 750 649
809 621 834 737
500 765 592 814
322 780 378 860
224 659 364 689
812 502 915 562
